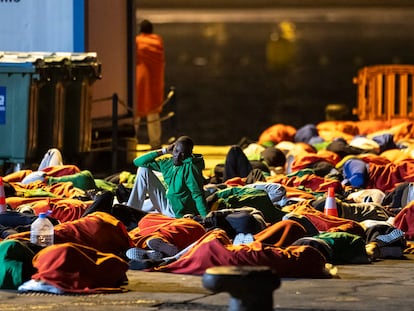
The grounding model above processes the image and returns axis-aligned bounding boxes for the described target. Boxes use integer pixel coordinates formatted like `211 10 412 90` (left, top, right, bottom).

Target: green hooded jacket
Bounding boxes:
133 151 208 217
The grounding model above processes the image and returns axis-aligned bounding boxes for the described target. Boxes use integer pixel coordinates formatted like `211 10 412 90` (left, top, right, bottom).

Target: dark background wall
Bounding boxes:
136 2 414 145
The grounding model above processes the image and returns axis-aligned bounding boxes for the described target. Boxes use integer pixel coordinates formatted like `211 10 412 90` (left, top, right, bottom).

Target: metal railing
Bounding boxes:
353 65 414 120
91 87 176 172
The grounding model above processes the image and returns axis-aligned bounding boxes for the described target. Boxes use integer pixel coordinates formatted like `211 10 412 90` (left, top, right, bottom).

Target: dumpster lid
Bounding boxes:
52 52 97 62
0 51 99 72
0 51 98 62
0 52 38 72
0 51 42 63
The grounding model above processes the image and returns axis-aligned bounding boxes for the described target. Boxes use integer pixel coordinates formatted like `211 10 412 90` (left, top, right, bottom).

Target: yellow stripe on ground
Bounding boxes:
194 145 230 177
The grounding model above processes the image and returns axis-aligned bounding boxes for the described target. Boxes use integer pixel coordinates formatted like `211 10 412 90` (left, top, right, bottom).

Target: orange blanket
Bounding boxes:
155 229 329 278
283 200 366 237
128 213 206 251
6 212 134 255
32 242 128 293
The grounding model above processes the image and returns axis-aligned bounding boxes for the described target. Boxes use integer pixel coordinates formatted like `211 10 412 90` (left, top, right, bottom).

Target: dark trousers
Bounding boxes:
224 146 253 181
223 146 266 184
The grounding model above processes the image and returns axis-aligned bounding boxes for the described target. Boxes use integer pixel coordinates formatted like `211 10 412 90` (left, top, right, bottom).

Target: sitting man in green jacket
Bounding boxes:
127 136 209 218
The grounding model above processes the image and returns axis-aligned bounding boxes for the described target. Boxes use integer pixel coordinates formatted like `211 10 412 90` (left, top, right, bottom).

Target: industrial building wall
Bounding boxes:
86 0 133 119
136 4 414 145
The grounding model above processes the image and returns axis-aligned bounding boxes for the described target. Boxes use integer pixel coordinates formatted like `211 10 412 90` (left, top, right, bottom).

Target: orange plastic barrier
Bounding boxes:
353 65 414 121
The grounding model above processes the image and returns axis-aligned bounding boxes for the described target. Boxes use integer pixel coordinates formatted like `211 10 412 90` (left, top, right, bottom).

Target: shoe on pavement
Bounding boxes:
146 238 178 257
126 247 164 261
375 228 404 246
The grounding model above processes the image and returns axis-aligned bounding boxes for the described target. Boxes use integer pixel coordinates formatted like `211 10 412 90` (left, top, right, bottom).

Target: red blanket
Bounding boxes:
394 201 414 240
128 213 206 251
7 212 134 254
155 229 329 278
283 200 366 237
32 242 128 293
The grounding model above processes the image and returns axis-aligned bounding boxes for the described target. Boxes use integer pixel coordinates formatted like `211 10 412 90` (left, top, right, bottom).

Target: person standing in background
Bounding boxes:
135 19 165 150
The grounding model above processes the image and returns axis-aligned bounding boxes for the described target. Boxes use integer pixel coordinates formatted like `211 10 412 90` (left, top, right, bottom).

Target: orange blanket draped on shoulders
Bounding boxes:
136 33 165 117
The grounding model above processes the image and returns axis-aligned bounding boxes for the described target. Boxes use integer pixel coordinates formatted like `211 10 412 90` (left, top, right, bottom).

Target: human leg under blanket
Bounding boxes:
154 228 330 278
253 219 309 247
127 213 206 261
223 145 253 181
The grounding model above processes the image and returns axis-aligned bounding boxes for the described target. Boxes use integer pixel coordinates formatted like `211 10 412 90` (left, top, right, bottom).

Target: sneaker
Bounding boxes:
126 247 164 261
233 233 255 245
375 228 405 246
146 238 178 257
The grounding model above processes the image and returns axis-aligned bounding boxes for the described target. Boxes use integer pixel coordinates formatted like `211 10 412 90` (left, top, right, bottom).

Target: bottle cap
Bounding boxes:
38 212 47 218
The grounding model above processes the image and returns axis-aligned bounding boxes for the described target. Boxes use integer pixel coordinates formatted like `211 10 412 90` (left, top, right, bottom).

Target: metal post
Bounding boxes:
168 86 177 142
112 93 118 173
202 266 280 311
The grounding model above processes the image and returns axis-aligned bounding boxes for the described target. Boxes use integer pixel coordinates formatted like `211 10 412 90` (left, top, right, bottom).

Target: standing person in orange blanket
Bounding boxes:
135 19 165 150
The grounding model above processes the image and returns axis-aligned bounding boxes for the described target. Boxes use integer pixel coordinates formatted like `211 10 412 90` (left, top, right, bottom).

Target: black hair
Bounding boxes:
140 19 153 34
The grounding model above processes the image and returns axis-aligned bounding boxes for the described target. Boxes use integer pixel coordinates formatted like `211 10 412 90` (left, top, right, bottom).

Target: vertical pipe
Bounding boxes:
112 93 118 173
127 0 136 117
54 81 65 150
169 86 176 140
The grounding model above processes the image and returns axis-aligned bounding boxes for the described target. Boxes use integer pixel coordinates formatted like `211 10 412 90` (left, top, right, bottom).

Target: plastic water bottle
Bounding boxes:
30 212 54 247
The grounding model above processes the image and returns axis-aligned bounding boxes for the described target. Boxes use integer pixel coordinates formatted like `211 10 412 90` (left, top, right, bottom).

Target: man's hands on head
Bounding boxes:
166 143 175 153
158 143 175 156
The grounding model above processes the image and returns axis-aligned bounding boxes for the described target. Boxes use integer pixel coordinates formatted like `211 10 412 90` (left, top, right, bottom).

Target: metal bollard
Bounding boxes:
202 265 280 311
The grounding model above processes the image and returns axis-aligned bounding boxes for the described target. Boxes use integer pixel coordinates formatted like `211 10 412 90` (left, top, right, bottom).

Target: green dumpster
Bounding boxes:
63 53 101 161
35 52 101 163
0 54 40 169
0 52 101 170
34 55 70 159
